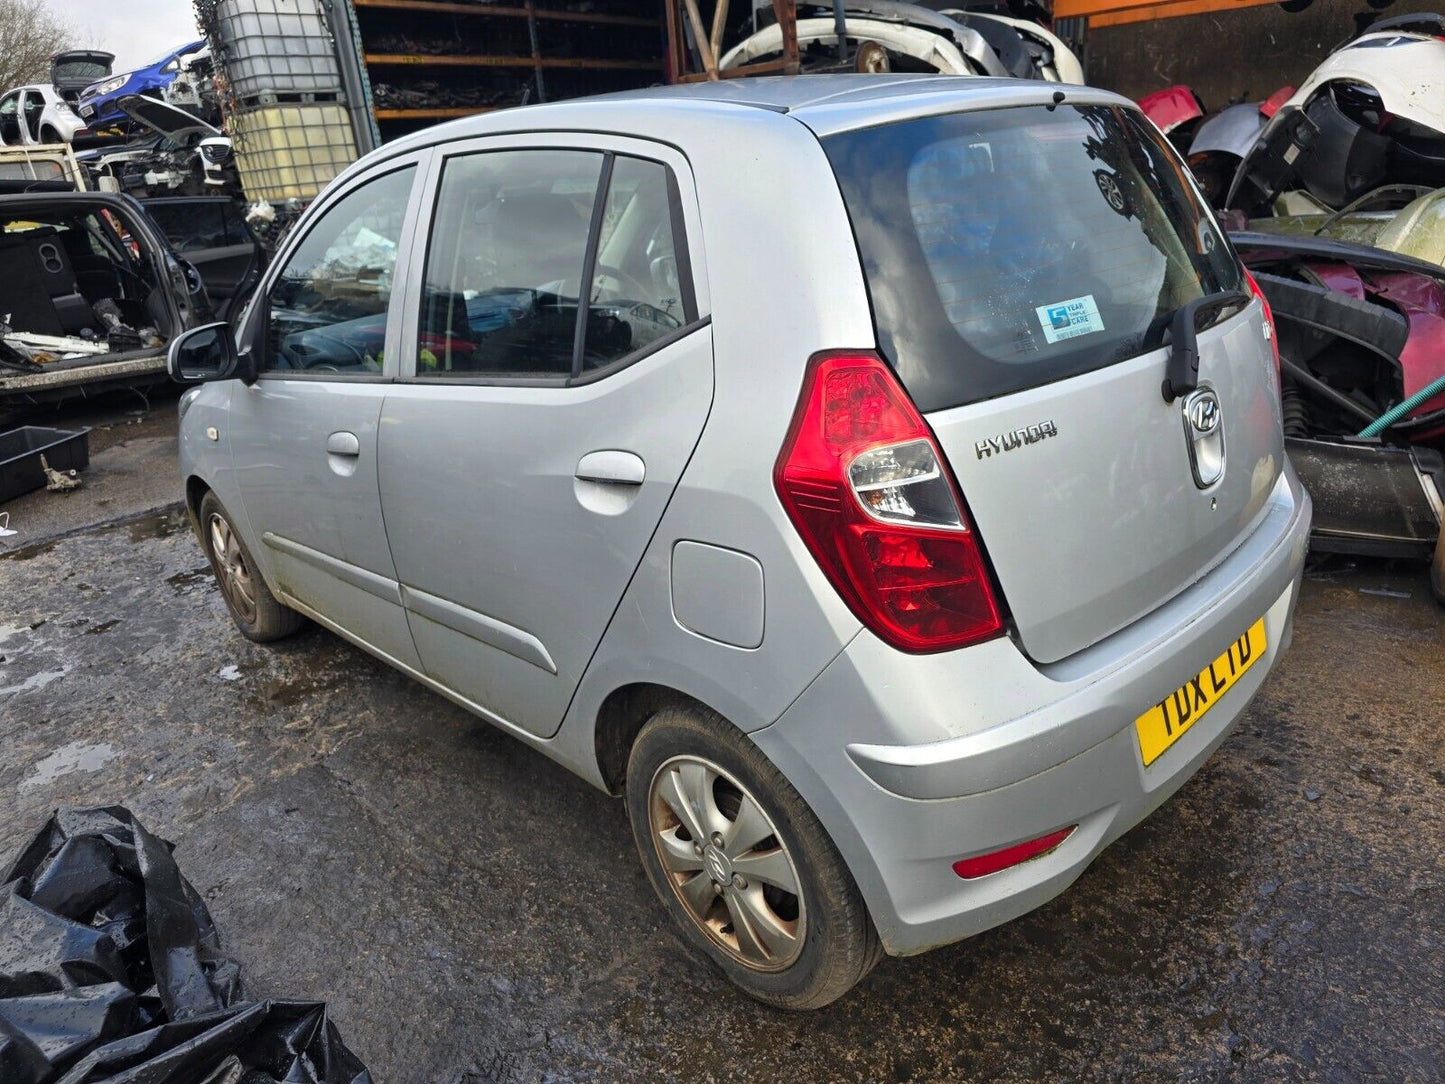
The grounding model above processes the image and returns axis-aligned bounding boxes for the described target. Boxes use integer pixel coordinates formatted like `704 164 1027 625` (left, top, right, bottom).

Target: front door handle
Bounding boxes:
575 450 645 486
327 431 361 457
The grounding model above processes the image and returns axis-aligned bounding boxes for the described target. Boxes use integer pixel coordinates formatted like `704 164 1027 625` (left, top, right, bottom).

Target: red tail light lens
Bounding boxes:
1259 85 1295 119
1244 269 1281 380
952 826 1075 880
774 351 1004 653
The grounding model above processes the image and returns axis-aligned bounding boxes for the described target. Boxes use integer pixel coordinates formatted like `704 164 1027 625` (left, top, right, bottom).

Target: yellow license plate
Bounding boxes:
1135 618 1267 767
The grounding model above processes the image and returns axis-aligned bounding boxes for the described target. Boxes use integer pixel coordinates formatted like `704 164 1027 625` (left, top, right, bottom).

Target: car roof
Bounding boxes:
377 75 1131 162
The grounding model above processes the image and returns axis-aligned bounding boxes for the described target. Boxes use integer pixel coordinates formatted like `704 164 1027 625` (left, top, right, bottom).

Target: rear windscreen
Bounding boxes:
55 61 111 80
824 103 1243 412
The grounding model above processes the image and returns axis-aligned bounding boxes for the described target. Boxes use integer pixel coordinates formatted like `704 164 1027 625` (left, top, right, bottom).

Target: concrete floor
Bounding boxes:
2 398 1442 1083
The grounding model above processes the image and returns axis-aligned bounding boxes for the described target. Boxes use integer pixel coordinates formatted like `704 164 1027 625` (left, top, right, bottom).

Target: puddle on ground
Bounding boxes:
167 567 213 594
0 668 68 696
122 508 188 544
20 740 118 789
249 667 345 708
0 538 60 562
88 507 188 545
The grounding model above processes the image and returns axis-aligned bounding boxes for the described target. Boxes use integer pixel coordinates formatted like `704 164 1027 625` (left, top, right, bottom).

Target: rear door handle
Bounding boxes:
327 431 361 457
575 450 645 486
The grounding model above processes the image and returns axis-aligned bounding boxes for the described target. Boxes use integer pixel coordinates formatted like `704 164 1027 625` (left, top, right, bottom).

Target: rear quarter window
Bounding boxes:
824 103 1243 412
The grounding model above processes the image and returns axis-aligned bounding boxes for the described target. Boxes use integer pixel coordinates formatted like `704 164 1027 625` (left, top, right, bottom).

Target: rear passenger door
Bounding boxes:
21 91 45 143
378 137 713 739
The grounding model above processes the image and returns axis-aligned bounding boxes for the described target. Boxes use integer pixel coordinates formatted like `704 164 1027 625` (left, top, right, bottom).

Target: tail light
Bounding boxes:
953 826 1075 879
774 351 1004 653
1259 86 1294 119
1244 269 1281 382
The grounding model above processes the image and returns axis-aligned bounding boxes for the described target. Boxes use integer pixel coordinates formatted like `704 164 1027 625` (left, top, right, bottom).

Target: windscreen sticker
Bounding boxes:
1036 295 1105 344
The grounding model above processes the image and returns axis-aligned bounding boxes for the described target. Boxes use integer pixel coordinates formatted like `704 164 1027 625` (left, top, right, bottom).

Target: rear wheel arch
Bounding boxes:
39 125 60 143
623 699 885 1006
594 682 721 795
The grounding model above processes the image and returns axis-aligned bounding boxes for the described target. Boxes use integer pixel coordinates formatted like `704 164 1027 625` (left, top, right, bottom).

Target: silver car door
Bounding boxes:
225 154 429 672
378 136 713 739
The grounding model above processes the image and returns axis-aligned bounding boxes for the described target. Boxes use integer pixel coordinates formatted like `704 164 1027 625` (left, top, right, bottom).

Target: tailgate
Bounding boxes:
822 98 1285 663
931 309 1284 663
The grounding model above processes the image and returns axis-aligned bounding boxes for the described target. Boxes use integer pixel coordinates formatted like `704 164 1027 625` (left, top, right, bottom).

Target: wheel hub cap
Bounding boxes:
703 845 733 886
647 755 805 972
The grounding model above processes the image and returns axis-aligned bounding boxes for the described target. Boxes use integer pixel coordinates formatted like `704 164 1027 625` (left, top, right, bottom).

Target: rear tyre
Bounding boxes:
197 491 305 642
626 705 883 1009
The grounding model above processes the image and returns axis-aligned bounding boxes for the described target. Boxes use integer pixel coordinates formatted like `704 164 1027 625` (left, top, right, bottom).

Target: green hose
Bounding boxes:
1358 371 1445 438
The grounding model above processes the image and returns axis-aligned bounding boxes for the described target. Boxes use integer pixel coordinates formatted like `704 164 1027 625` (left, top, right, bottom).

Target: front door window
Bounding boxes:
261 166 415 375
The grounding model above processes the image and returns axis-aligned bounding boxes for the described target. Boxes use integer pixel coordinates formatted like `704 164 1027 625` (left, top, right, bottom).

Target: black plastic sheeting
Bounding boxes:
0 807 371 1084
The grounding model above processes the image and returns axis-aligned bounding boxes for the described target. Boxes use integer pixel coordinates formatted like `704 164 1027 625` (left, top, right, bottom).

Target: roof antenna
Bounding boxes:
1047 90 1066 111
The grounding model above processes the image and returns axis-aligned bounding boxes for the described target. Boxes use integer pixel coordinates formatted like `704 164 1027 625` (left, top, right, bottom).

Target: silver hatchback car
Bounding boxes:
171 77 1311 1008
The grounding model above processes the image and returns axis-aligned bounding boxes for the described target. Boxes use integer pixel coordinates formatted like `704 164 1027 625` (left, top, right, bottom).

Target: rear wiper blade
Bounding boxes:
1161 289 1250 403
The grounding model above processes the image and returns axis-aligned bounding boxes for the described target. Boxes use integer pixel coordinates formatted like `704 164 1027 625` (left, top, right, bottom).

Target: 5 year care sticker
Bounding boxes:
1035 294 1105 344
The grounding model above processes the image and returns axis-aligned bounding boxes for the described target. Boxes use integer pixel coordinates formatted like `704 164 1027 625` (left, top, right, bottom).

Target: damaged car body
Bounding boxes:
1226 17 1445 217
0 191 248 414
79 94 237 199
76 39 209 133
721 3 1081 81
1232 231 1445 600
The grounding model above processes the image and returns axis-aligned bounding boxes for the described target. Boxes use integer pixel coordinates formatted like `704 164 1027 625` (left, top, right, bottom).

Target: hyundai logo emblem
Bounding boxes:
1188 393 1221 435
1181 388 1225 489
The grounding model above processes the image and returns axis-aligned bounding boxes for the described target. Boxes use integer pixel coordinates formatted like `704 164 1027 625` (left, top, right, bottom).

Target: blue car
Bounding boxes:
76 40 207 131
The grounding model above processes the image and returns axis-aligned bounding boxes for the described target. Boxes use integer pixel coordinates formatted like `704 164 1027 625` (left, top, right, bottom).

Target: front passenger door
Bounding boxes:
226 161 426 671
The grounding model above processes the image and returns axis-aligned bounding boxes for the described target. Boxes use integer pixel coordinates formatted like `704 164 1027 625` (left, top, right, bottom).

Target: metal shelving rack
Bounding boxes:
349 0 668 134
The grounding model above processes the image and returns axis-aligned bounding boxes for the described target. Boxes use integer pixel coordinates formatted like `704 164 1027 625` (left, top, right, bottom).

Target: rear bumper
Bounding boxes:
752 465 1311 956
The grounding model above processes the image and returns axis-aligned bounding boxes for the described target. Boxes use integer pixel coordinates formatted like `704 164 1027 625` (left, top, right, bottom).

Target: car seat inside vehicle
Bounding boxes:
1 205 173 352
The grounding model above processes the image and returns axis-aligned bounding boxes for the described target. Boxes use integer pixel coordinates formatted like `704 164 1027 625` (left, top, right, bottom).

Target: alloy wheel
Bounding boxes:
207 511 257 625
647 755 805 972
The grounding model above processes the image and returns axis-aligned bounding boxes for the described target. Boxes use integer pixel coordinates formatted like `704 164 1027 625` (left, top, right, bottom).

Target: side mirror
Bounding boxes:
168 322 243 383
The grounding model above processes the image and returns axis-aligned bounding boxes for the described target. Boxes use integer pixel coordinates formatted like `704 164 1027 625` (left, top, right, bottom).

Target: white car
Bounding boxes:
0 84 89 146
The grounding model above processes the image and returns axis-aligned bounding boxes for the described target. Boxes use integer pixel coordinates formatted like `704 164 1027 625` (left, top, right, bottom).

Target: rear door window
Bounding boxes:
419 149 603 379
416 148 697 381
583 156 691 372
824 103 1243 412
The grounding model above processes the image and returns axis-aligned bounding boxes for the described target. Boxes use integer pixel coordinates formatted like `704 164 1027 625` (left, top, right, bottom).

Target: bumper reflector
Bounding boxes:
952 826 1076 880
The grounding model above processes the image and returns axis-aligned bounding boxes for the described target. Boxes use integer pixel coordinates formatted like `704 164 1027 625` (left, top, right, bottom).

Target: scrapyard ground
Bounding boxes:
1 397 1442 1083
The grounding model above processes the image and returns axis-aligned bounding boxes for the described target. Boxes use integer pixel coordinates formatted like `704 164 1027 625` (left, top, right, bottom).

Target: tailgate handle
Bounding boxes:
326 431 361 457
576 450 645 486
1162 289 1250 403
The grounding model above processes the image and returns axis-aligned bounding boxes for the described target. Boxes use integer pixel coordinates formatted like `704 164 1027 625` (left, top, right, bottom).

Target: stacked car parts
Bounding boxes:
720 2 1083 82
1137 14 1445 600
1226 14 1445 218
